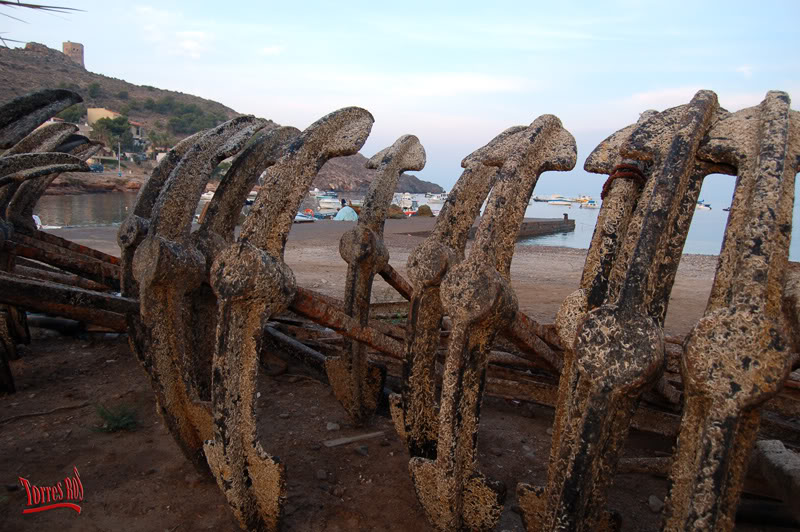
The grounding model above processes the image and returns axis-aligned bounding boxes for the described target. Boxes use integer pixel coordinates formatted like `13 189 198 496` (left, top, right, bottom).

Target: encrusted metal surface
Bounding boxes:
0 88 798 532
521 91 719 531
328 134 425 424
663 91 799 532
407 115 576 531
0 90 91 395
205 107 373 530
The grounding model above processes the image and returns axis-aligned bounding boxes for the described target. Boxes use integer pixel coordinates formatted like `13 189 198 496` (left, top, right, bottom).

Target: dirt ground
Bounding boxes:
0 221 795 531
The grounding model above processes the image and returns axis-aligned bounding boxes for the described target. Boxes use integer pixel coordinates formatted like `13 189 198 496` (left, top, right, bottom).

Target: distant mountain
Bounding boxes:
0 42 444 194
316 154 444 193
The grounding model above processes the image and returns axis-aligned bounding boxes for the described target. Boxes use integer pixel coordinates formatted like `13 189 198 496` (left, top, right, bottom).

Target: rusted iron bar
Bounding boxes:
14 264 112 292
0 271 136 316
379 263 412 301
291 286 404 360
7 236 120 290
26 229 119 265
293 288 407 341
616 456 673 476
502 311 562 371
263 325 327 375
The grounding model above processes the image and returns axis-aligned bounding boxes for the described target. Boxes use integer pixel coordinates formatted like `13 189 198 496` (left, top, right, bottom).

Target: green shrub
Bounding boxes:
416 204 434 217
94 404 138 433
388 204 406 219
87 83 101 98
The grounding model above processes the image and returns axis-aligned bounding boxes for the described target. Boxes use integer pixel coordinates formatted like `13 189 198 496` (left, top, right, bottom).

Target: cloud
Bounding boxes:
627 86 705 109
735 64 753 78
132 5 212 59
297 69 531 100
260 45 285 56
175 31 211 58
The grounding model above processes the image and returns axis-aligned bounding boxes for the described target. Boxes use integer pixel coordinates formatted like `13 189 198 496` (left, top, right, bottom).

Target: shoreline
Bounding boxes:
45 222 724 259
47 222 718 338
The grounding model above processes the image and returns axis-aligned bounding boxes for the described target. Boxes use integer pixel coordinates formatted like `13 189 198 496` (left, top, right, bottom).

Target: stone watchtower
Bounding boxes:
62 41 84 68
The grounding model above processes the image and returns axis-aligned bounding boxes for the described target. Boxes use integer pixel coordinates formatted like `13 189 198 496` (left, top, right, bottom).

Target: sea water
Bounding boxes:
33 191 800 261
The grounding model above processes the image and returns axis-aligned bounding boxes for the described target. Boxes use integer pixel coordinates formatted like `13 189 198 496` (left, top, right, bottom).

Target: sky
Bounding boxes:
3 0 799 204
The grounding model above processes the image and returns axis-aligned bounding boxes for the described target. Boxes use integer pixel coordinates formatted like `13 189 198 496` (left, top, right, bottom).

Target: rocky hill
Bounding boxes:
315 154 444 193
0 42 241 140
2 42 444 194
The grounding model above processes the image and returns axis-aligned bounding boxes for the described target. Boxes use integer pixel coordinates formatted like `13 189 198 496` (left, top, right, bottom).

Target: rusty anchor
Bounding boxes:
205 107 373 531
520 90 720 531
409 115 576 531
328 134 425 424
127 116 271 470
662 91 800 532
392 124 525 458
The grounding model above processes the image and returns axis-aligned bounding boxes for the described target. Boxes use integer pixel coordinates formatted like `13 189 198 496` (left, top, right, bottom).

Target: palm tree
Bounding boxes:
0 2 83 47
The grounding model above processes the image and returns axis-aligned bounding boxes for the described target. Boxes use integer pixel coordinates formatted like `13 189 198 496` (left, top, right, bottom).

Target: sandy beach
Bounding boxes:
49 218 719 337
0 220 734 532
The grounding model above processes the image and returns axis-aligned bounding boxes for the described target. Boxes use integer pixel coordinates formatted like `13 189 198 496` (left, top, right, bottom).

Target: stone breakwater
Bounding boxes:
45 171 147 195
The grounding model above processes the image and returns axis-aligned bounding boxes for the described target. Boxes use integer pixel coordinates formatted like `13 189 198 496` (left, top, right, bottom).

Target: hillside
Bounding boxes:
315 154 444 193
1 42 444 194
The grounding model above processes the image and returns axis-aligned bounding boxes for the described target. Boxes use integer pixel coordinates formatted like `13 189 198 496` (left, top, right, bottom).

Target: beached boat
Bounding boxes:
318 197 343 210
425 192 448 204
580 199 600 209
200 190 215 201
310 188 338 199
398 192 415 210
294 212 315 223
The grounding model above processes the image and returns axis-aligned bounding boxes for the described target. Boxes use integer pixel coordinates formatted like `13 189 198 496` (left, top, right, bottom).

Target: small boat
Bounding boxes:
200 191 215 201
293 212 315 223
404 200 420 216
425 192 448 204
580 199 600 209
696 200 712 210
571 195 592 204
314 189 338 199
318 197 343 210
531 195 549 202
548 200 572 206
398 192 415 210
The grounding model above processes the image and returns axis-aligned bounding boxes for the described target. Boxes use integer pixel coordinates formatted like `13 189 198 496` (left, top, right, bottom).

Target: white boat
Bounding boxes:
571 195 592 204
580 199 600 209
548 200 572 206
399 192 414 210
200 191 215 201
318 197 343 210
696 199 712 210
294 212 315 223
313 188 338 199
425 192 448 204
